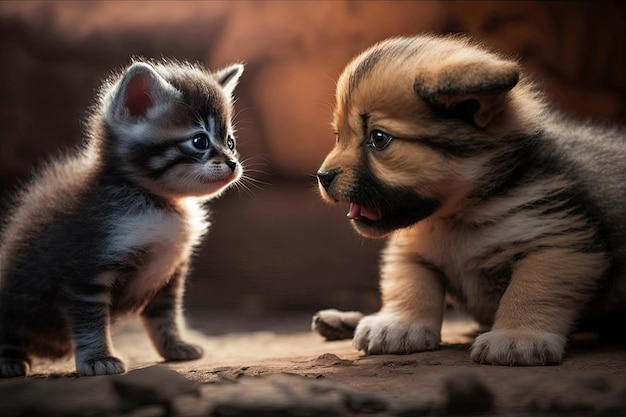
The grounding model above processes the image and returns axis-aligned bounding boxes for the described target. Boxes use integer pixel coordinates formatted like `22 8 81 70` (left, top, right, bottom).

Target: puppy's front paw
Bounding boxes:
354 313 440 354
312 309 363 341
76 356 127 376
470 328 565 366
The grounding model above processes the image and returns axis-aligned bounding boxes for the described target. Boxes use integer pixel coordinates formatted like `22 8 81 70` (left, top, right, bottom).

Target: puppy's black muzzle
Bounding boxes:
317 169 339 191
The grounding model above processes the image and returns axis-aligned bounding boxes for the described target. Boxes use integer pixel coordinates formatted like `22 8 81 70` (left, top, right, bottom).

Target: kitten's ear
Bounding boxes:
414 54 519 128
215 64 244 96
107 62 180 121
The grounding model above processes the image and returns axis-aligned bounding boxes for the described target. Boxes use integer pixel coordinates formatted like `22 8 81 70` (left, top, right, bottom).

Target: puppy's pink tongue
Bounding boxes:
347 203 382 221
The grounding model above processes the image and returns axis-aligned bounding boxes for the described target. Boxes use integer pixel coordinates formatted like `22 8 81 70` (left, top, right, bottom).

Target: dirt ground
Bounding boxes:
1 311 626 416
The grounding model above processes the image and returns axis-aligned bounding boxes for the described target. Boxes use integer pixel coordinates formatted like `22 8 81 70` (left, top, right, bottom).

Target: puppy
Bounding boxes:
314 34 626 365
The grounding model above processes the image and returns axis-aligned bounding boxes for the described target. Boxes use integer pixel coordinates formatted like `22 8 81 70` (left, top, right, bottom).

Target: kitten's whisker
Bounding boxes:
241 171 269 178
232 179 256 197
240 179 265 192
241 175 270 187
239 162 269 169
240 154 271 163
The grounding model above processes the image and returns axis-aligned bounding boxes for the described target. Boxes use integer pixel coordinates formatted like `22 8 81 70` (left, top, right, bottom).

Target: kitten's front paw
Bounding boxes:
160 341 204 362
0 359 30 378
354 313 440 354
470 328 565 366
76 356 127 376
312 309 363 341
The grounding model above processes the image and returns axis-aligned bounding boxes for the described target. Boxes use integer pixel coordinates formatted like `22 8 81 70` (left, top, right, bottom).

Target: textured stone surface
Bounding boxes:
442 372 494 415
1 315 625 417
0 366 199 417
4 364 625 416
111 365 199 413
0 375 119 417
527 374 626 416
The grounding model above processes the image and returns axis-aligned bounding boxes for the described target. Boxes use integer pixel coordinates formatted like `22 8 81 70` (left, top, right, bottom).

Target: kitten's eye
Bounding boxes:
191 133 210 151
368 129 393 150
226 136 235 151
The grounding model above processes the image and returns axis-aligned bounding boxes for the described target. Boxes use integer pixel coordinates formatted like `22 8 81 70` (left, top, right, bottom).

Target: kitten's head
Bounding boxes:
100 58 244 199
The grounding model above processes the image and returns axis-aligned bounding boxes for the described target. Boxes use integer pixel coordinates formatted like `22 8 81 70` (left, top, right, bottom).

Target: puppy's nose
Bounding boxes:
317 169 338 190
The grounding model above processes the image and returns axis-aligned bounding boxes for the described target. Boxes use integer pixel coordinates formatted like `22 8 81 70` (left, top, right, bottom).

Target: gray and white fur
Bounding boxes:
0 58 244 377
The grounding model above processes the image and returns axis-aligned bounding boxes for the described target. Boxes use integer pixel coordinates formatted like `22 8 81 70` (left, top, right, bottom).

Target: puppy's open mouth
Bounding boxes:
318 167 442 237
344 200 440 236
347 203 383 221
345 202 416 227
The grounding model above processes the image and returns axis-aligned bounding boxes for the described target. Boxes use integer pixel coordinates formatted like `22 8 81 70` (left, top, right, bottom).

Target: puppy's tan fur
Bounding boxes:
314 34 625 365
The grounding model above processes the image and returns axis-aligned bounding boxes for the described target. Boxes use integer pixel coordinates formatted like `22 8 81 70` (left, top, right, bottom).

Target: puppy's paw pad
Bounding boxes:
470 328 565 366
0 359 30 378
161 341 204 362
354 313 440 354
312 309 364 341
77 356 127 376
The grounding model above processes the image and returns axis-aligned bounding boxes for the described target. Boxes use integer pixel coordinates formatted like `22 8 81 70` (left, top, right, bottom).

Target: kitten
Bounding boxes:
0 58 244 377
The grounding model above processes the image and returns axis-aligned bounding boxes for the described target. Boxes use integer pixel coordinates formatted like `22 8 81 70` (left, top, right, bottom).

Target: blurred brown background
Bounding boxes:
1 1 625 317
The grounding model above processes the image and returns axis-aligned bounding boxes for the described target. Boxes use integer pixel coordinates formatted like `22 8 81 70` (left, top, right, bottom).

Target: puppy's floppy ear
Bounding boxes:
414 54 519 128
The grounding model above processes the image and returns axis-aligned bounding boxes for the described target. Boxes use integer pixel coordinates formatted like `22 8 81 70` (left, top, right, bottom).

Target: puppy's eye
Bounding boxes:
227 135 236 151
369 130 393 150
191 133 210 150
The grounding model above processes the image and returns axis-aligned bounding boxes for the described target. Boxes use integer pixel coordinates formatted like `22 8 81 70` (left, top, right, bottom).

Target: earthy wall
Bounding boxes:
0 1 624 315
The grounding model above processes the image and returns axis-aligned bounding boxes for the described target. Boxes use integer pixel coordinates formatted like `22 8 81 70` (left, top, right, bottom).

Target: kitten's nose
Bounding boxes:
317 169 339 190
225 160 237 173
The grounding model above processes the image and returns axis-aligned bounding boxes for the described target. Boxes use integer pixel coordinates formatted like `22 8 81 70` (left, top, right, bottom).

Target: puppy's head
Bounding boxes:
318 35 540 238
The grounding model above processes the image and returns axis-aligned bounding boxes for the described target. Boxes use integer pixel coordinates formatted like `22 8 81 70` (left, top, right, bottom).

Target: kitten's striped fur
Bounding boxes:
0 58 244 377
314 34 625 365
